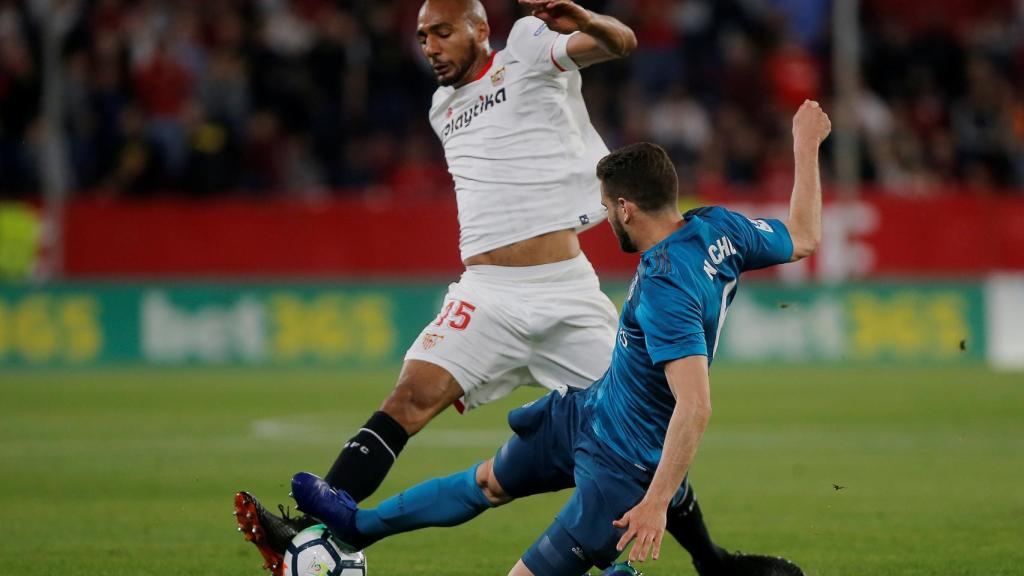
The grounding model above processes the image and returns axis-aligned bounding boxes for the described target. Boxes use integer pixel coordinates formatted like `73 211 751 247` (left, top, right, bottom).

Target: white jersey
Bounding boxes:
429 16 609 261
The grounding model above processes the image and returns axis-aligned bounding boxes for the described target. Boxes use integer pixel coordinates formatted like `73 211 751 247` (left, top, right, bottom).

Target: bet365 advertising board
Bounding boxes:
2 279 1020 370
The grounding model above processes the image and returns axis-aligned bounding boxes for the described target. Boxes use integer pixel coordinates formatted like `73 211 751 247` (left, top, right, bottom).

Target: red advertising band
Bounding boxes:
62 192 1024 279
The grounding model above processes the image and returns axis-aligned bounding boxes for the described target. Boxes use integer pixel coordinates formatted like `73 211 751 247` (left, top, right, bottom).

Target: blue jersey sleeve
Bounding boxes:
636 271 707 365
694 207 794 271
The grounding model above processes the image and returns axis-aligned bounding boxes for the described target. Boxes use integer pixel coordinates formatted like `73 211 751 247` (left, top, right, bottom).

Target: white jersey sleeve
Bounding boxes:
504 16 581 74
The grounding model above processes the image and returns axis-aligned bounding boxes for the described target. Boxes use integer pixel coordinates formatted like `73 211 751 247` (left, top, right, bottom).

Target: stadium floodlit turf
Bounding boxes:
2 365 1022 575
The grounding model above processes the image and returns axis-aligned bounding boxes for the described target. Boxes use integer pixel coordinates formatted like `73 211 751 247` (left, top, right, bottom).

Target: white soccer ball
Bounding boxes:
282 524 366 576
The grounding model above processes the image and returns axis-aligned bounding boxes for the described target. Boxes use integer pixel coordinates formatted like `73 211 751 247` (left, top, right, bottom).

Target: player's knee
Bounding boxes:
476 459 513 506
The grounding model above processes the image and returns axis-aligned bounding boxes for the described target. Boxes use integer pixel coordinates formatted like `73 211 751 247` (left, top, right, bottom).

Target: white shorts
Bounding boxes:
404 253 618 412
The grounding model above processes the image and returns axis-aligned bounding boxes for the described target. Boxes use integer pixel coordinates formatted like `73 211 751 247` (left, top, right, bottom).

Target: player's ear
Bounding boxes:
474 19 489 43
618 198 632 223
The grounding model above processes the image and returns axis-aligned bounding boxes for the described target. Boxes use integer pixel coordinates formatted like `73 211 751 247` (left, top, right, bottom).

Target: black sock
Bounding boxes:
324 411 410 503
665 484 728 568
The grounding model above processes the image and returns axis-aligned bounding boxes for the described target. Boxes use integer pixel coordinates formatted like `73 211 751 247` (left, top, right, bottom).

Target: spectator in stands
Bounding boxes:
0 0 1022 198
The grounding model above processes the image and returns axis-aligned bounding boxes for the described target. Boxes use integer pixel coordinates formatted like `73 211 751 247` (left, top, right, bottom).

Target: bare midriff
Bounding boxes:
463 228 581 267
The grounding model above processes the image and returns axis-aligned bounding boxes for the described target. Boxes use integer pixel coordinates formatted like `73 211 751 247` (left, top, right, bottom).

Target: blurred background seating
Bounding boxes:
1 0 1021 200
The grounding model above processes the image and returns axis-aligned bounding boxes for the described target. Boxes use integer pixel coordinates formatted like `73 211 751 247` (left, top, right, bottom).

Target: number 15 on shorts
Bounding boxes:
433 299 476 331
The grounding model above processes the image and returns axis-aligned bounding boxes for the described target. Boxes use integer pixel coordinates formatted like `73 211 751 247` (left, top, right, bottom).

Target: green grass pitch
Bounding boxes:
3 365 1022 575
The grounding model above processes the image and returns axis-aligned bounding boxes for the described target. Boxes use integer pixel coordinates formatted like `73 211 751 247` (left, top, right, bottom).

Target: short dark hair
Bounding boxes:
596 142 678 212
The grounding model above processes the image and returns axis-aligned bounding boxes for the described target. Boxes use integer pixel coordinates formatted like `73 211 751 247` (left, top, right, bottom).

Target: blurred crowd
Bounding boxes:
1 0 1023 199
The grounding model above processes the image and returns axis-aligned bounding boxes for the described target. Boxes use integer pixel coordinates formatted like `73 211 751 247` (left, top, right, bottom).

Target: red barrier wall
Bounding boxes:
63 194 1024 280
65 198 466 277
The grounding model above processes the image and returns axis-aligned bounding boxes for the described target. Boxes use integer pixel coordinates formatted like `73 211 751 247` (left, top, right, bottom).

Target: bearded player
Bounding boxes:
236 2 771 575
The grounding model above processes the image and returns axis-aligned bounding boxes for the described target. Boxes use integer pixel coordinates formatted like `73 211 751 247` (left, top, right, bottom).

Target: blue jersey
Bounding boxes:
584 206 794 471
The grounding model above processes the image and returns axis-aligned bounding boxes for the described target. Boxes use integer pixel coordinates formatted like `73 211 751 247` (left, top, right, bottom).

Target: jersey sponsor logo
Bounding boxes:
618 328 628 348
703 235 740 279
570 546 585 560
578 214 590 225
441 88 507 139
749 218 774 232
490 66 505 87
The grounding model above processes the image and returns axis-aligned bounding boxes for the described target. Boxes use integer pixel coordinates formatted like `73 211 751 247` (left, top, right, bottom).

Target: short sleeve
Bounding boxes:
504 16 580 74
695 207 793 271
637 272 707 365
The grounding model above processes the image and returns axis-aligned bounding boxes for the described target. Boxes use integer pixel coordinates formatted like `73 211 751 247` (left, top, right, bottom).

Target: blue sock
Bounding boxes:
354 463 493 544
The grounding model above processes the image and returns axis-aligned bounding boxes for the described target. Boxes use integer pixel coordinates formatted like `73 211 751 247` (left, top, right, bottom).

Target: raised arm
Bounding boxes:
786 100 832 261
612 354 711 563
519 0 637 67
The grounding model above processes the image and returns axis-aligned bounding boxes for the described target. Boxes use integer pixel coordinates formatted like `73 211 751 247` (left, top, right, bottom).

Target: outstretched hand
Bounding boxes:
519 1 593 34
612 497 667 563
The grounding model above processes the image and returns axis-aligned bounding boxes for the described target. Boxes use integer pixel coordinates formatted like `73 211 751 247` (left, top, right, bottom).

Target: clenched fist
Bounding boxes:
792 100 831 151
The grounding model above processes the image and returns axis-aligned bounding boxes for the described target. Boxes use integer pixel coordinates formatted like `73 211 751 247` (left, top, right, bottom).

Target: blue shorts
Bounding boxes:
493 389 669 574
